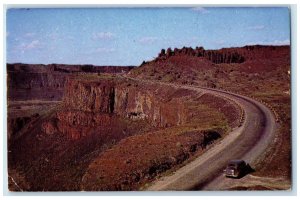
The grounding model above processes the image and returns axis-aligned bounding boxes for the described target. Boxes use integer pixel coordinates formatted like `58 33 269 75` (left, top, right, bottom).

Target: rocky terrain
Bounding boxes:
7 44 290 191
9 72 241 190
130 45 291 187
131 45 289 87
7 64 133 142
7 63 133 101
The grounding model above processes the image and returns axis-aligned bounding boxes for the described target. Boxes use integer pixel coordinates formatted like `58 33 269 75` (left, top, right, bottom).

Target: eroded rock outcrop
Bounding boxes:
155 45 289 65
63 79 116 113
7 63 134 101
156 46 245 64
52 76 241 140
59 78 188 139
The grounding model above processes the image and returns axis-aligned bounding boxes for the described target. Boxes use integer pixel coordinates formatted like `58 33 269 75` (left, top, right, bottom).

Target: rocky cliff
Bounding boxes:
56 77 188 139
7 63 134 101
155 45 289 64
48 76 240 140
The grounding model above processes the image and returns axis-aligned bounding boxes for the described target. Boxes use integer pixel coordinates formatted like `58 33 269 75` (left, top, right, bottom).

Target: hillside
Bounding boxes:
129 45 290 89
129 45 291 182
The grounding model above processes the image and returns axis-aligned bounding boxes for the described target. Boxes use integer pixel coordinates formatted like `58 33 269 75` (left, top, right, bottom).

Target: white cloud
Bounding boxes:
16 40 41 52
92 32 115 40
191 7 210 14
138 37 159 44
26 40 40 49
46 33 76 42
246 25 265 30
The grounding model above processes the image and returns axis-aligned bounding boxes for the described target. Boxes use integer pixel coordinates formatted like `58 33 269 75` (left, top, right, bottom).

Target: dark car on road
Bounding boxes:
224 160 247 178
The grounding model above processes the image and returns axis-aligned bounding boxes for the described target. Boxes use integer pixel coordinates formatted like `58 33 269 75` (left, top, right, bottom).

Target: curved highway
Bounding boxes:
123 76 277 191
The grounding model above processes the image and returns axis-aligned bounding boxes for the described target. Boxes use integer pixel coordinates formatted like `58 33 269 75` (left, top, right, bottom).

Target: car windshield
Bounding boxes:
228 164 237 168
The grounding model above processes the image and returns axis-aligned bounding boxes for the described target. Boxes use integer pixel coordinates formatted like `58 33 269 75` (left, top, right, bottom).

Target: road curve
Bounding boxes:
123 76 277 191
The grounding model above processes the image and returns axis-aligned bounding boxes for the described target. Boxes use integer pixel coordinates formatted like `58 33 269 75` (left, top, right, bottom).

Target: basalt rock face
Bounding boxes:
59 78 188 139
8 63 134 74
63 79 116 113
114 85 187 127
53 76 241 140
155 45 289 64
7 68 67 101
7 63 134 101
156 46 245 64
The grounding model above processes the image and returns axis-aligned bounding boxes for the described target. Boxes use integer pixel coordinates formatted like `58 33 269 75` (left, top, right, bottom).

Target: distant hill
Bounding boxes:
7 63 134 101
129 45 290 88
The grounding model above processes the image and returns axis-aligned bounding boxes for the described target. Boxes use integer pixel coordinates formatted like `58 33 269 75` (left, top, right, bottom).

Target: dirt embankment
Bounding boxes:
81 129 223 191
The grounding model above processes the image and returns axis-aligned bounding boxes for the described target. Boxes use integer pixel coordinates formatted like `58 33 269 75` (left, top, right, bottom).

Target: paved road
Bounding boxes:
123 76 276 191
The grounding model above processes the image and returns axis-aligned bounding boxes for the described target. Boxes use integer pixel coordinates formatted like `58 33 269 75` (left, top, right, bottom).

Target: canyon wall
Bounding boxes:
55 78 186 139
7 63 134 101
61 78 188 133
53 77 240 139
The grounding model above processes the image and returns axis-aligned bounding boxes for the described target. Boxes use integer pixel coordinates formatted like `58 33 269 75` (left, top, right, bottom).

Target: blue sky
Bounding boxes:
6 7 290 66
